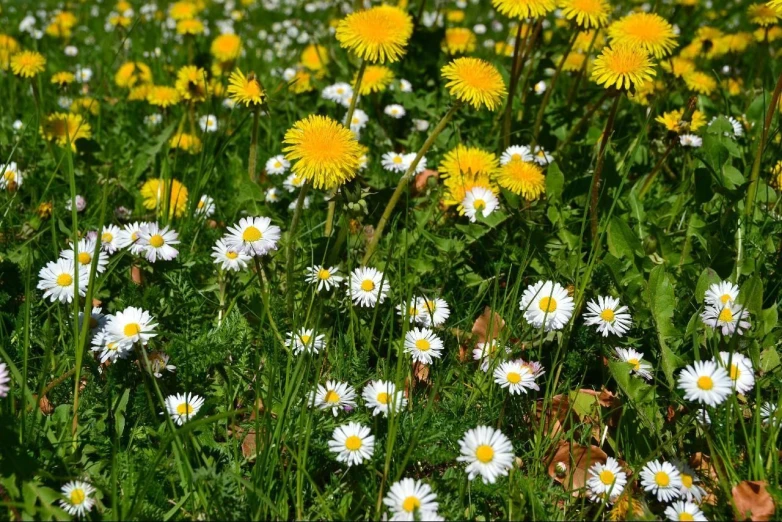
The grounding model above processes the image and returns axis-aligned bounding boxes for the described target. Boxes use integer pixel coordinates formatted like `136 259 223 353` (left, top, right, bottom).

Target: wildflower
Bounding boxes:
165 393 205 425
560 0 610 29
115 61 152 88
77 304 105 338
286 328 326 355
304 265 344 292
664 501 707 521
656 109 707 133
700 303 750 336
37 259 88 304
442 27 477 54
587 457 627 502
61 238 109 273
457 425 514 484
494 159 546 200
640 460 683 503
283 174 306 192
328 422 375 467
59 481 96 517
748 3 782 26
40 113 92 149
384 104 406 119
418 297 450 327
51 71 75 86
357 65 395 95
462 187 500 222
211 239 251 271
195 195 215 217
117 222 149 255
760 402 779 426
148 351 176 378
100 225 122 254
404 327 444 364
348 267 390 308
137 223 179 263
672 460 706 503
300 43 329 72
227 69 266 107
0 162 24 191
170 132 202 154
679 134 702 147
74 66 92 83
520 281 575 331
718 351 755 394
265 155 290 175
322 82 353 106
608 12 678 58
711 116 744 138
225 216 281 256
146 86 181 108
104 306 157 347
473 340 510 372
683 71 717 95
493 361 539 395
176 18 205 35
363 380 407 417
91 329 131 363
501 145 533 165
0 362 10 397
335 5 413 63
677 360 732 407
534 80 547 94
440 145 499 181
10 50 46 77
198 114 218 133
311 380 357 416
584 296 632 337
591 45 656 91
492 0 556 19
614 348 653 380
210 33 242 62
383 478 439 522
441 57 507 111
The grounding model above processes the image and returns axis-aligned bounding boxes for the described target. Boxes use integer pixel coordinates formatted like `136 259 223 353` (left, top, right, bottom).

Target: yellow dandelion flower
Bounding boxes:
40 113 92 150
209 78 225 97
608 12 678 58
723 78 743 96
439 145 500 182
756 25 782 41
574 30 606 52
177 18 204 35
289 69 314 94
211 33 242 63
627 79 662 106
335 5 414 64
46 11 78 38
442 28 477 54
282 115 363 190
559 0 611 29
748 3 781 25
169 1 200 20
115 61 153 89
770 160 782 188
719 32 754 53
10 51 46 78
300 44 329 71
51 71 76 86
494 159 546 200
495 40 516 57
660 56 695 78
227 69 266 107
147 86 181 107
683 71 717 95
108 14 133 28
492 0 556 19
0 34 20 70
70 98 100 116
128 83 154 101
590 44 655 91
175 65 208 102
561 52 588 72
686 26 728 58
141 178 189 217
655 109 707 133
357 65 395 95
443 172 497 210
441 57 507 111
169 133 203 155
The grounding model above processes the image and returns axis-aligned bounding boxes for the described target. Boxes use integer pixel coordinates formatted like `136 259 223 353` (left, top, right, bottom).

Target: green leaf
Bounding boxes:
647 266 681 385
694 268 721 304
738 276 763 315
607 216 642 260
722 164 745 190
760 306 778 336
760 346 781 373
546 162 564 203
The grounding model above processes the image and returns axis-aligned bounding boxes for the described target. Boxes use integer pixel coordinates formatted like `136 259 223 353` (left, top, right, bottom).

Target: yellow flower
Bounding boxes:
559 0 611 29
494 159 546 200
561 52 588 72
748 3 781 26
442 172 497 210
209 79 226 97
169 1 200 20
439 145 500 183
770 160 782 188
282 115 363 190
590 44 655 91
335 5 413 64
684 26 727 58
655 109 707 133
447 9 466 22
46 11 78 38
357 65 395 95
300 44 329 71
115 62 153 89
441 57 507 111
608 12 678 58
683 71 717 95
40 113 92 150
723 78 743 96
289 69 314 94
71 98 100 116
177 18 204 35
128 84 154 101
169 133 203 155
109 14 133 28
175 65 208 102
51 71 76 86
10 51 46 78
660 56 695 78
574 30 606 52
756 25 782 42
492 0 556 19
442 28 477 54
627 79 662 105
227 69 266 107
147 86 181 107
141 178 189 217
211 33 242 63
0 34 20 70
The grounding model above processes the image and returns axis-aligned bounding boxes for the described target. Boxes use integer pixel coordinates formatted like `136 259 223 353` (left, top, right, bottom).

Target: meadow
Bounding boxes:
0 0 781 520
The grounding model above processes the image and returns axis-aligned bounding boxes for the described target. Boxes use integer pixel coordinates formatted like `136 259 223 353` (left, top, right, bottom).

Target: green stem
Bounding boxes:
745 70 782 219
248 108 260 180
344 59 367 132
502 21 529 149
286 182 311 316
532 31 579 142
637 140 676 199
254 257 286 347
589 94 621 239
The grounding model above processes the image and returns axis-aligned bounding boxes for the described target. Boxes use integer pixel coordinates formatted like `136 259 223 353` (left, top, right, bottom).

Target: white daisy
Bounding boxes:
78 306 106 338
328 422 374 467
703 281 740 307
672 460 706 503
397 298 425 323
457 425 515 484
0 161 24 190
0 362 10 397
286 328 326 355
75 66 93 83
402 152 427 174
473 340 510 372
493 361 539 395
718 351 754 394
198 114 218 133
117 221 149 255
384 104 406 119
711 115 743 138
311 380 357 416
383 478 439 522
640 460 683 503
304 265 344 292
412 119 429 132
614 347 653 380
404 327 444 365
322 82 353 106
679 134 702 147
91 328 132 364
225 216 281 256
678 360 732 407
59 481 96 517
418 297 450 327
700 303 750 336
347 267 390 308
196 194 215 217
695 408 712 426
517 358 546 380
586 456 627 502
532 146 553 165
266 187 280 202
346 108 369 135
100 225 122 254
533 80 547 95
137 223 180 262
760 401 779 426
664 501 707 521
382 151 408 173
519 280 574 332
60 238 109 273
283 173 306 192
165 392 205 425
462 187 499 222
148 350 176 378
500 145 532 165
37 259 89 304
104 306 157 347
265 154 290 175
363 380 407 417
584 296 632 337
399 79 413 92
211 238 251 271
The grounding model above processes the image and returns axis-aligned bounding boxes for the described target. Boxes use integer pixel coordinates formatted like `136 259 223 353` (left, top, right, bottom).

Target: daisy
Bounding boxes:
283 173 306 192
500 145 532 165
404 327 444 364
225 216 281 256
195 195 215 217
91 329 132 363
59 481 96 517
148 351 176 378
534 80 547 95
79 306 106 338
457 425 514 484
704 281 740 307
0 162 24 191
266 188 280 203
61 238 109 274
137 223 180 263
614 347 653 380
363 380 407 417
198 114 218 133
520 281 574 332
383 478 439 521
587 456 627 502
473 340 510 372
678 360 733 407
211 238 251 271
419 297 450 327
286 328 326 355
117 222 149 255
664 501 707 521
346 108 369 135
403 153 427 174
304 265 344 292
0 362 10 397
640 460 683 503
265 155 290 175
493 361 539 395
37 259 89 303
104 306 157 347
397 298 425 323
412 119 429 132
311 380 357 416
165 392 205 425
100 225 122 254
760 402 779 426
384 104 406 119
347 267 390 308
382 151 408 173
462 187 499 222
700 303 751 336
679 134 703 147
718 351 755 394
322 82 353 105
531 146 553 166
672 460 706 503
328 422 375 467
584 296 632 337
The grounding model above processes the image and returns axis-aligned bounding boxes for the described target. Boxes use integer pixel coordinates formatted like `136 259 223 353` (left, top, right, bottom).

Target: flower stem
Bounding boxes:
286 182 311 316
254 257 286 347
745 70 782 219
637 140 676 200
532 30 579 142
502 21 530 149
362 103 461 264
248 107 260 180
589 94 621 239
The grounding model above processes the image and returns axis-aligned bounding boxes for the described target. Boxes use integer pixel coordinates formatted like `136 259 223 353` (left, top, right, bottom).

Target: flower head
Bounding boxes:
11 51 46 78
442 28 477 54
462 187 500 222
587 457 627 502
492 0 556 19
494 159 546 200
640 460 683 503
104 306 158 347
584 296 632 337
457 425 514 484
614 347 653 380
404 327 444 365
348 266 390 308
40 113 92 150
59 481 95 517
335 5 413 63
363 380 406 417
520 280 574 331
0 362 10 397
286 328 326 355
700 303 751 336
175 65 208 102
311 380 357 416
227 69 265 107
211 239 251 272
37 259 89 303
560 0 611 29
494 361 539 395
608 12 678 58
383 478 439 522
441 57 507 111
137 223 180 263
591 44 656 91
141 178 189 218
664 501 707 521
357 65 395 95
211 33 242 62
165 392 205 425
147 86 181 108
225 216 281 257
305 265 344 292
677 360 733 407
328 422 375 467
718 351 755 394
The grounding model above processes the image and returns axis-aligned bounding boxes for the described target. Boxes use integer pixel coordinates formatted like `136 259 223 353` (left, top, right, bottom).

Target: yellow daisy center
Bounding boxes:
345 435 362 451
539 296 557 313
473 198 486 211
506 371 521 384
226 251 238 260
681 473 693 489
274 161 282 168
124 323 141 337
176 403 194 415
69 488 86 505
718 307 734 322
318 268 331 280
679 514 694 522
654 471 670 487
4 171 15 181
243 226 262 242
511 153 521 161
393 156 403 164
599 469 615 485
730 364 740 380
78 252 91 265
600 308 615 322
475 444 494 463
324 390 340 403
402 496 421 513
697 375 714 390
720 293 731 304
149 234 165 248
377 392 389 404
102 232 113 243
361 279 375 292
627 358 641 371
56 273 73 287
300 334 312 344
415 339 431 351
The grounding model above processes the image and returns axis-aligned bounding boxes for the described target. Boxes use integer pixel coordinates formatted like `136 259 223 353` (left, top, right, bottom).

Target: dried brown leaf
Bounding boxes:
547 442 608 495
732 480 776 521
471 307 505 345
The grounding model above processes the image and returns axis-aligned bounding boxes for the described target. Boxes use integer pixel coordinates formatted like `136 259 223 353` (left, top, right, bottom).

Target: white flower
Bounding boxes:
664 501 707 521
534 80 547 95
457 425 515 484
584 296 632 337
403 153 427 174
147 350 176 377
328 422 374 467
679 134 702 147
79 306 106 338
348 267 390 308
100 225 122 254
322 82 353 106
117 221 150 255
196 194 215 217
462 187 499 222
266 187 279 202
704 281 740 307
695 408 712 426
0 362 10 397
711 115 743 138
61 238 109 274
500 145 532 165
0 162 23 190
91 328 132 363
672 460 706 503
614 347 653 380
473 340 510 372
145 113 163 126
760 402 779 426
37 259 89 303
346 108 369 134
399 79 413 92
265 155 290 175
520 281 574 332
363 380 406 417
211 238 251 271
75 66 93 83
404 327 443 364
640 460 683 503
64 45 78 56
412 119 429 132
384 104 406 119
532 146 553 165
165 392 205 425
718 351 754 394
137 223 180 262
225 216 281 256
493 361 539 395
198 114 218 133
383 478 438 521
587 456 627 502
283 173 306 192
104 306 158 347
305 265 344 292
418 297 450 327
700 303 750 336
286 328 326 355
382 151 408 173
678 360 733 407
59 481 96 517
311 380 357 416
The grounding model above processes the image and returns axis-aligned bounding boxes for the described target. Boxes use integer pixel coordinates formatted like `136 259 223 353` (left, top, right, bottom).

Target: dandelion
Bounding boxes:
211 239 251 271
311 380 357 416
304 265 344 292
335 5 413 63
59 481 95 517
115 61 152 88
520 280 575 331
286 328 326 355
664 501 707 521
442 27 477 54
137 223 180 263
457 425 515 484
700 303 750 336
347 267 390 308
640 460 683 503
608 12 678 58
677 360 732 407
10 50 46 77
500 145 533 165
704 281 740 307
357 65 395 95
170 132 203 154
61 239 109 274
0 362 10 397
404 327 444 365
328 422 375 467
494 159 546 200
584 296 632 337
265 155 290 175
146 86 181 108
560 0 611 29
165 392 205 425
227 69 265 107
591 44 656 91
441 57 507 111
718 351 755 394
37 259 89 304
383 478 439 522
462 187 500 222
225 216 281 257
493 361 539 394
614 348 653 380
210 33 242 62
104 306 157 347
40 112 92 149
363 380 407 417
587 457 627 502
683 71 717 95
748 3 782 26
492 0 556 20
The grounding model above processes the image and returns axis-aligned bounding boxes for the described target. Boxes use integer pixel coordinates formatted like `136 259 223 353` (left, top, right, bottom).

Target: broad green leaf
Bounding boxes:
607 216 642 260
738 276 763 315
760 347 781 373
546 162 564 203
694 268 721 304
647 266 681 386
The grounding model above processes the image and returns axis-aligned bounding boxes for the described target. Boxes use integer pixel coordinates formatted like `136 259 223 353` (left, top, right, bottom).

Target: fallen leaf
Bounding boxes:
534 394 571 437
242 430 260 459
471 307 505 345
412 169 439 195
732 480 776 521
38 395 53 415
547 442 608 495
413 361 430 384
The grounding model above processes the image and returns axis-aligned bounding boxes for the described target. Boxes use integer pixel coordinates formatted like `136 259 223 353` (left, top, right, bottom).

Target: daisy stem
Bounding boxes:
254 257 286 347
248 107 260 180
362 103 461 264
286 182 311 316
637 140 676 200
589 94 621 240
532 30 579 143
